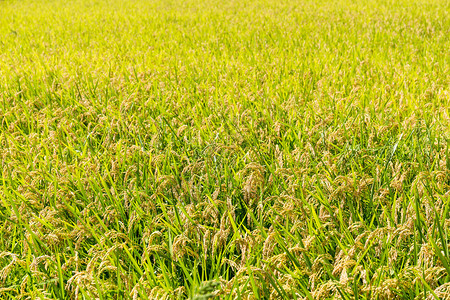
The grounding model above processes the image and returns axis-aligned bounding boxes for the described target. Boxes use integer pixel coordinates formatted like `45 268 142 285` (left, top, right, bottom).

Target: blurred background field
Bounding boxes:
0 0 449 298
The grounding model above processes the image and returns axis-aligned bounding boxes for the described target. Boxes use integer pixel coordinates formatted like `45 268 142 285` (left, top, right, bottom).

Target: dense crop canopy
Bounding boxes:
0 0 449 298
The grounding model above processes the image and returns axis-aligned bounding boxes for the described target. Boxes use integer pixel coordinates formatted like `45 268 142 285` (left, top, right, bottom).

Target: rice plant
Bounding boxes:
0 0 449 298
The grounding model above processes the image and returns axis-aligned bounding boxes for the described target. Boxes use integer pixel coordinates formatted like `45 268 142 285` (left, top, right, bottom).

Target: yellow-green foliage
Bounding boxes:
0 0 449 299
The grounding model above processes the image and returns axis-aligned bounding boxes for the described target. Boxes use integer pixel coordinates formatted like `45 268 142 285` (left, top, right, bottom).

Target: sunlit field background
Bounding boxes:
1 0 449 298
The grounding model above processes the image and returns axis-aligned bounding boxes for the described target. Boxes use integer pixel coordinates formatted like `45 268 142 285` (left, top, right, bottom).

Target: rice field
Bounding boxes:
0 0 449 298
